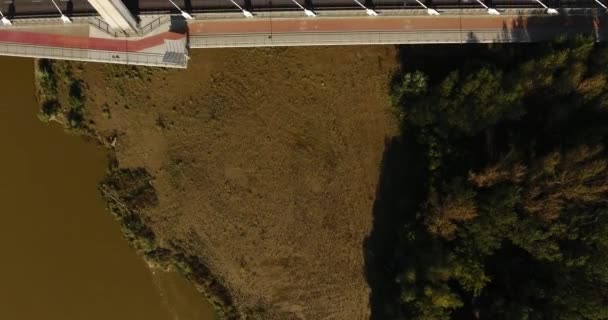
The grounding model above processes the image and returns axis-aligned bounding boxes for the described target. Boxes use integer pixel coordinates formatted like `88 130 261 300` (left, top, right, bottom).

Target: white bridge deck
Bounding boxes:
0 6 603 68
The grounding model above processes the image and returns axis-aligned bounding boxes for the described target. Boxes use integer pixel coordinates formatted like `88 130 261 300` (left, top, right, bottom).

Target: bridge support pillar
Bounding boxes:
87 0 138 32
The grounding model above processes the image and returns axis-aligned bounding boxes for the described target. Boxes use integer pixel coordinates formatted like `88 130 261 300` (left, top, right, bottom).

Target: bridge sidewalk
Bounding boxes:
0 11 602 68
187 14 606 47
0 22 188 68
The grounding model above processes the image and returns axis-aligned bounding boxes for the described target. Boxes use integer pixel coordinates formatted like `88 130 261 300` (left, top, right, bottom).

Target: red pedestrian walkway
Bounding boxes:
0 29 185 52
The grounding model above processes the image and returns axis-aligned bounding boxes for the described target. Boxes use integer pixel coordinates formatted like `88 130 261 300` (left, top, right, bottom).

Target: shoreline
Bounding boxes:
31 47 399 319
33 58 239 320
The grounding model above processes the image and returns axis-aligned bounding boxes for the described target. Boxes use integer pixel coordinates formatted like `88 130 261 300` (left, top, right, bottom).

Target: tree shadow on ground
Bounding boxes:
395 43 503 85
363 44 486 319
394 42 562 86
500 11 602 42
364 41 540 320
364 135 428 320
364 23 605 317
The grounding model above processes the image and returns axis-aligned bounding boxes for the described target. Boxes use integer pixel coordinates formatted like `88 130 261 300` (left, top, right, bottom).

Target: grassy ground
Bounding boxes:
42 46 399 319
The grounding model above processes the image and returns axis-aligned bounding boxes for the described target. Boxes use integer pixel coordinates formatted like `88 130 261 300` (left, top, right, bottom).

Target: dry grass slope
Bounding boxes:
50 46 399 319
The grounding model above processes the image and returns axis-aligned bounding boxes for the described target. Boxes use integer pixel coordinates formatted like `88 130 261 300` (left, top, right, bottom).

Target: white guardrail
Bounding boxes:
189 28 602 48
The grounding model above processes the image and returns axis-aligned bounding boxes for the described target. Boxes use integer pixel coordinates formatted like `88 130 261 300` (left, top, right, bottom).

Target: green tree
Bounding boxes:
388 37 608 320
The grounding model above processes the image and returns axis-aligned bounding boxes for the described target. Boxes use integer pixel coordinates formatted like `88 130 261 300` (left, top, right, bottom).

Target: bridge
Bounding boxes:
0 0 604 68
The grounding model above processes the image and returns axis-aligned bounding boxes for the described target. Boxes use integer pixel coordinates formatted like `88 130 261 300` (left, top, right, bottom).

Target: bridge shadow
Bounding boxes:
169 15 189 34
184 0 192 12
467 31 480 43
7 2 14 19
304 0 315 10
123 0 140 21
66 1 74 17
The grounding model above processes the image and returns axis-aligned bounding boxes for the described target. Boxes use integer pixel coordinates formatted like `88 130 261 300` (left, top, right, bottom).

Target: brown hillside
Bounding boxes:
61 46 398 319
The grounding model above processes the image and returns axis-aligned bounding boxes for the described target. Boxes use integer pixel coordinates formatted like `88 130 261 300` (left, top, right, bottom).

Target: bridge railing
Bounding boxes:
0 42 187 68
188 27 599 48
140 16 171 36
90 18 119 38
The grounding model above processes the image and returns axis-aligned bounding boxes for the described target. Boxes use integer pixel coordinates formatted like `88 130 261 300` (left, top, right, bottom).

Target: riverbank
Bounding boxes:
0 56 214 320
34 59 237 320
34 46 399 319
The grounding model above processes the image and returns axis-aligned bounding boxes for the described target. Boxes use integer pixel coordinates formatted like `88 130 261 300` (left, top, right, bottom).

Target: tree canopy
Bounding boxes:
387 36 608 320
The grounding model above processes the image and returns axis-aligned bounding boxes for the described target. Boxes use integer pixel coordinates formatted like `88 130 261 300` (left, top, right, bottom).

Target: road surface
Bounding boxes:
1 0 602 18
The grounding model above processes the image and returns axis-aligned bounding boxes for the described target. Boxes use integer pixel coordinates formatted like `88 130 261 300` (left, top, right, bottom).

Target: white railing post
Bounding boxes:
50 0 71 23
290 0 316 16
533 0 559 14
474 0 500 14
594 0 608 9
414 0 440 15
353 0 378 16
229 0 254 17
168 0 193 19
0 10 11 26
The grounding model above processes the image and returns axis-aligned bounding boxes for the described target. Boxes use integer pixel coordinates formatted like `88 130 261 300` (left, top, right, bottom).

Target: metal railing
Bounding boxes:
189 27 599 48
140 16 171 36
0 42 187 68
90 18 119 38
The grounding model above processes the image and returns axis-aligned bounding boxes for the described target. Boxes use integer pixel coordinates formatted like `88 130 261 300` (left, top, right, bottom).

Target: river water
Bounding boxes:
0 57 215 320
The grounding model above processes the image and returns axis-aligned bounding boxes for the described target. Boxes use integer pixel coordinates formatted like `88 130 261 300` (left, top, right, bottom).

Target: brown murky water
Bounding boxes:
0 57 216 320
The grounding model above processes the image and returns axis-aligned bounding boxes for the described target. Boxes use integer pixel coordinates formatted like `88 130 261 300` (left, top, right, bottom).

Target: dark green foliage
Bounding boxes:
37 59 57 93
173 254 241 320
99 168 239 319
40 100 60 119
36 60 89 128
100 168 159 253
388 37 608 320
102 168 158 210
67 80 86 128
36 59 60 121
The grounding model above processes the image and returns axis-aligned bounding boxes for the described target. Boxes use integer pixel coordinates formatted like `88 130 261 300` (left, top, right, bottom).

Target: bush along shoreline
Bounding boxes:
33 59 241 320
99 166 240 320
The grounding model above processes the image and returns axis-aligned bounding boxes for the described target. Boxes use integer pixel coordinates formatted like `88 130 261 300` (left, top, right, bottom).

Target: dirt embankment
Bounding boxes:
41 46 399 320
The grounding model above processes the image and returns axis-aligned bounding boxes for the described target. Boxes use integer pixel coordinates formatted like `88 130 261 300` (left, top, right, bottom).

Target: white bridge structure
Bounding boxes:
0 0 604 68
87 0 138 31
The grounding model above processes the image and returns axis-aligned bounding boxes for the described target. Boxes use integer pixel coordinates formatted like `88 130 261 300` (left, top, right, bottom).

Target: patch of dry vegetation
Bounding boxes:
41 46 398 319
